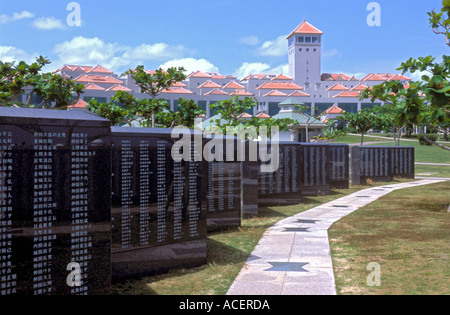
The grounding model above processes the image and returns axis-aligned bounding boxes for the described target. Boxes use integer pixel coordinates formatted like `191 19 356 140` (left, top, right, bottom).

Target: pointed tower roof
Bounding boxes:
287 19 323 39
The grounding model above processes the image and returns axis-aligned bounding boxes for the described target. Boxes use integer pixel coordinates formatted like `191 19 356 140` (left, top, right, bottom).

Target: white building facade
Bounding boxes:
46 19 410 117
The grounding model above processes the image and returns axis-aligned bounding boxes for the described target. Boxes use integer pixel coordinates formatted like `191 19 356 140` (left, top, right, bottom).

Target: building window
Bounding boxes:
289 37 295 47
312 36 320 43
306 49 309 52
313 49 317 52
305 36 311 43
297 36 304 43
299 48 302 52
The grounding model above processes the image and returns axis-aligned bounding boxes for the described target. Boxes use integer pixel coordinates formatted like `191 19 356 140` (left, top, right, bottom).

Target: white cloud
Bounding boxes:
0 46 37 64
238 35 260 46
32 17 65 30
52 36 195 72
269 64 289 75
234 62 289 79
258 35 287 57
53 37 122 68
122 43 188 62
160 58 219 74
408 70 430 82
0 11 34 24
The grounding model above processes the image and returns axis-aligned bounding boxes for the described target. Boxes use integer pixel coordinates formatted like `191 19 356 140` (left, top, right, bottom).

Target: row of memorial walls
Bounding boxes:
258 142 333 205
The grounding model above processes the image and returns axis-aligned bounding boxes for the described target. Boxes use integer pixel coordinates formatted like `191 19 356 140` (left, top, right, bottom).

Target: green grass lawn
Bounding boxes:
370 141 450 164
112 186 371 295
333 134 450 164
415 165 450 178
333 134 392 145
329 181 450 295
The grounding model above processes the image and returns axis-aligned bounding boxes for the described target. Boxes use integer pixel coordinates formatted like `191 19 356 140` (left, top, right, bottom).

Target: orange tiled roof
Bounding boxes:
84 83 105 91
257 81 304 90
324 104 344 114
350 83 369 91
106 85 132 92
223 81 246 90
204 89 229 96
263 90 288 97
74 75 123 85
88 65 114 74
198 80 222 89
172 81 187 88
333 91 361 98
161 87 194 94
362 74 390 81
238 113 253 119
288 91 311 97
240 73 275 81
256 112 270 118
388 74 411 81
326 83 349 91
69 99 88 109
54 65 74 73
230 89 254 96
287 19 323 38
361 73 410 82
321 73 352 81
271 74 293 81
187 71 212 78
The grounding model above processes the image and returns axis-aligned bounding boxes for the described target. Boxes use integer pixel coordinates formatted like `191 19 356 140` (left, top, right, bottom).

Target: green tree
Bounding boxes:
123 66 186 128
171 98 205 128
208 96 298 138
360 1 450 151
87 91 139 126
361 83 412 146
429 0 450 46
209 96 256 127
0 56 84 109
339 108 379 146
86 99 132 126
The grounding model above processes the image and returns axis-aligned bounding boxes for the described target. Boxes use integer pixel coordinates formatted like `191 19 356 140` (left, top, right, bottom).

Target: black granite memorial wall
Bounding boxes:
110 128 207 278
203 136 242 232
360 146 392 182
328 144 350 189
390 146 415 179
0 108 111 295
258 142 303 206
351 146 415 184
242 160 259 217
299 144 330 196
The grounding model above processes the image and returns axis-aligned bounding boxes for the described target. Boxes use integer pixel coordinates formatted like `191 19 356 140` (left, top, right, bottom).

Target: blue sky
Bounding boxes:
0 0 447 80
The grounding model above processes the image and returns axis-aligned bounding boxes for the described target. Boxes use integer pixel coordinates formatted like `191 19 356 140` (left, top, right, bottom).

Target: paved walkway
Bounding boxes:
227 179 448 295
